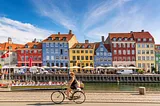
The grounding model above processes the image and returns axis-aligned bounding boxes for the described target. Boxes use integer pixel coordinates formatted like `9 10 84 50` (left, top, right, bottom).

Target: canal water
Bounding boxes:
84 83 160 91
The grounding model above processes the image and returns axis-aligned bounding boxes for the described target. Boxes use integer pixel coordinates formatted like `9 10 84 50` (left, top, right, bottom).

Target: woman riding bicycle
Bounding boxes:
66 72 80 100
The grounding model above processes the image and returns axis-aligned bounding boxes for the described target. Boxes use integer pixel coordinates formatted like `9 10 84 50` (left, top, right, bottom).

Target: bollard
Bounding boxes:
139 87 146 95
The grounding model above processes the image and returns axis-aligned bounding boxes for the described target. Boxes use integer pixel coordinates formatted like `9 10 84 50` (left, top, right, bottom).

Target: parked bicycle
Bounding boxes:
51 83 86 104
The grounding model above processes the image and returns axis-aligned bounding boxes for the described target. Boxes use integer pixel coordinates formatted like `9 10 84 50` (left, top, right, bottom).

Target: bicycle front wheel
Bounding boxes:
51 91 65 104
72 91 86 104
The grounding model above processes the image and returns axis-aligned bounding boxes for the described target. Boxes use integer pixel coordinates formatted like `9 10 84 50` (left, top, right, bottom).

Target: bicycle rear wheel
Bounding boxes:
51 91 65 104
72 91 86 104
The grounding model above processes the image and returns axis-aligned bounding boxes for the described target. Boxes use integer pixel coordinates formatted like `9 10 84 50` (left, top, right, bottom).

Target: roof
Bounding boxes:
70 43 95 49
18 42 42 50
42 33 74 42
0 42 24 52
104 44 111 52
108 33 133 39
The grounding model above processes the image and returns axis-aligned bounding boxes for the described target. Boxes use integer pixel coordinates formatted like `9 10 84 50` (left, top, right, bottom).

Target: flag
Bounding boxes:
0 51 10 58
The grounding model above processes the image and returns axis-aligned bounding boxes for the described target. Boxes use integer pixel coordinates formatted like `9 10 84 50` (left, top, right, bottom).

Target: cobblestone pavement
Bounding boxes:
0 91 160 103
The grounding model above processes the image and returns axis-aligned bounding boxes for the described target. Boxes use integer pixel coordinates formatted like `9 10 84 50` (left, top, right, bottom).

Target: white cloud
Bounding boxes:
0 17 53 44
32 0 77 31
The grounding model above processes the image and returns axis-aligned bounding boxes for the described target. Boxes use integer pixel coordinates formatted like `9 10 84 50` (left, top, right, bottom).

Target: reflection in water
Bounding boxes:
84 83 160 91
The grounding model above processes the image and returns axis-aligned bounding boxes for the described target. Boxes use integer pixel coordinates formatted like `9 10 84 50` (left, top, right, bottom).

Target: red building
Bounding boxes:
105 32 136 67
16 39 42 67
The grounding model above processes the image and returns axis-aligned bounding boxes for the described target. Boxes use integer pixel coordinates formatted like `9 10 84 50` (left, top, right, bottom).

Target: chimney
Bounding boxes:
141 30 144 32
85 40 89 43
33 38 36 43
130 31 133 33
69 30 72 34
58 32 60 35
8 37 12 44
101 36 104 43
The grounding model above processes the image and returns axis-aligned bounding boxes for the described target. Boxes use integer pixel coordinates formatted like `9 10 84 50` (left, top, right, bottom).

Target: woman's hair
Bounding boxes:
70 72 75 76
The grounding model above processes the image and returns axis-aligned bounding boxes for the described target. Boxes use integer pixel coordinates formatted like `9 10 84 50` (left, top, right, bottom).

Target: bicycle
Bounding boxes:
51 83 86 104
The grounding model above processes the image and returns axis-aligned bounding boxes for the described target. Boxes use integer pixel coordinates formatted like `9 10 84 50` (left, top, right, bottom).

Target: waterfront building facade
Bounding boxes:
105 32 136 67
94 36 112 67
16 39 42 67
42 30 78 68
0 37 23 66
133 30 155 72
69 40 95 72
155 45 160 72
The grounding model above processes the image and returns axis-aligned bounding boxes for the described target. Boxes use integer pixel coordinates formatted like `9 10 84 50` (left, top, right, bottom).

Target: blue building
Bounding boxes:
42 30 78 69
94 36 112 67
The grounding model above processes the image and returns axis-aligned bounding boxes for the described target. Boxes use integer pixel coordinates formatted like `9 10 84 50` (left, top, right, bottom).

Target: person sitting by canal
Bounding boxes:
66 72 80 100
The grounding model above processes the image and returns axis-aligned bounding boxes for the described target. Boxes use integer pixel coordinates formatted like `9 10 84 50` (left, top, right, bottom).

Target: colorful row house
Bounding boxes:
42 30 78 68
155 45 160 72
17 39 42 67
69 40 95 72
94 36 112 67
105 32 136 67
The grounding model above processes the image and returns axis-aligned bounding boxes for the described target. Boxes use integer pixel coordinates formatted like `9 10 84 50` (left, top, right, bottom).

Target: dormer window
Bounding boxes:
113 38 116 41
55 37 59 41
33 45 37 49
137 38 141 41
118 38 122 41
63 37 66 41
8 46 12 50
149 38 152 42
130 38 133 41
25 44 28 48
88 45 91 48
82 45 85 48
76 45 80 48
48 37 52 40
124 38 128 41
143 38 146 41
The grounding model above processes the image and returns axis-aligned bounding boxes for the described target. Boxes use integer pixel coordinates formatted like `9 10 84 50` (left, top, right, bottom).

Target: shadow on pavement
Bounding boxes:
27 102 74 106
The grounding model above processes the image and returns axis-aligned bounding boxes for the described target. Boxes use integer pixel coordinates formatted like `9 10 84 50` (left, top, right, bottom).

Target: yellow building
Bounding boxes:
133 31 155 73
69 40 95 72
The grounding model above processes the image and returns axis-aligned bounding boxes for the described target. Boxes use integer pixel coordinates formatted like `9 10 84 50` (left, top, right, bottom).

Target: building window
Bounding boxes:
21 56 24 61
34 50 37 53
142 56 145 60
118 57 122 61
85 56 88 60
113 38 116 41
146 44 149 48
21 50 24 54
85 50 88 53
77 56 80 60
81 56 84 60
132 50 135 55
50 43 54 47
100 58 103 62
138 38 141 41
51 56 54 60
143 38 146 42
123 57 126 61
118 43 121 48
138 63 141 68
46 56 49 60
90 50 93 53
127 50 130 55
127 57 130 61
100 52 103 56
73 56 76 60
56 56 59 60
149 38 152 42
72 50 75 53
26 50 29 54
46 43 49 47
138 44 141 48
150 44 154 48
127 43 130 48
97 52 99 56
64 49 68 54
146 56 150 60
55 43 58 47
122 43 126 48
138 56 141 60
38 50 41 53
119 38 122 41
114 50 117 55
113 43 116 48
132 57 135 61
81 50 84 53
108 53 112 56
55 49 58 54
124 38 128 41
100 47 103 51
142 44 145 48
142 50 145 54
146 50 149 54
34 56 37 60
150 50 154 54
104 52 107 56
130 38 133 41
138 50 141 54
90 56 93 60
151 56 154 61
131 43 135 48
46 49 49 54
118 50 121 55
77 50 80 53
114 57 117 61
51 49 54 53
64 43 68 47
123 50 126 55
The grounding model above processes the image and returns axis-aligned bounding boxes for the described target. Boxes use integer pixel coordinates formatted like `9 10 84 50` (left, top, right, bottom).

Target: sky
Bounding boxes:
0 0 160 44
